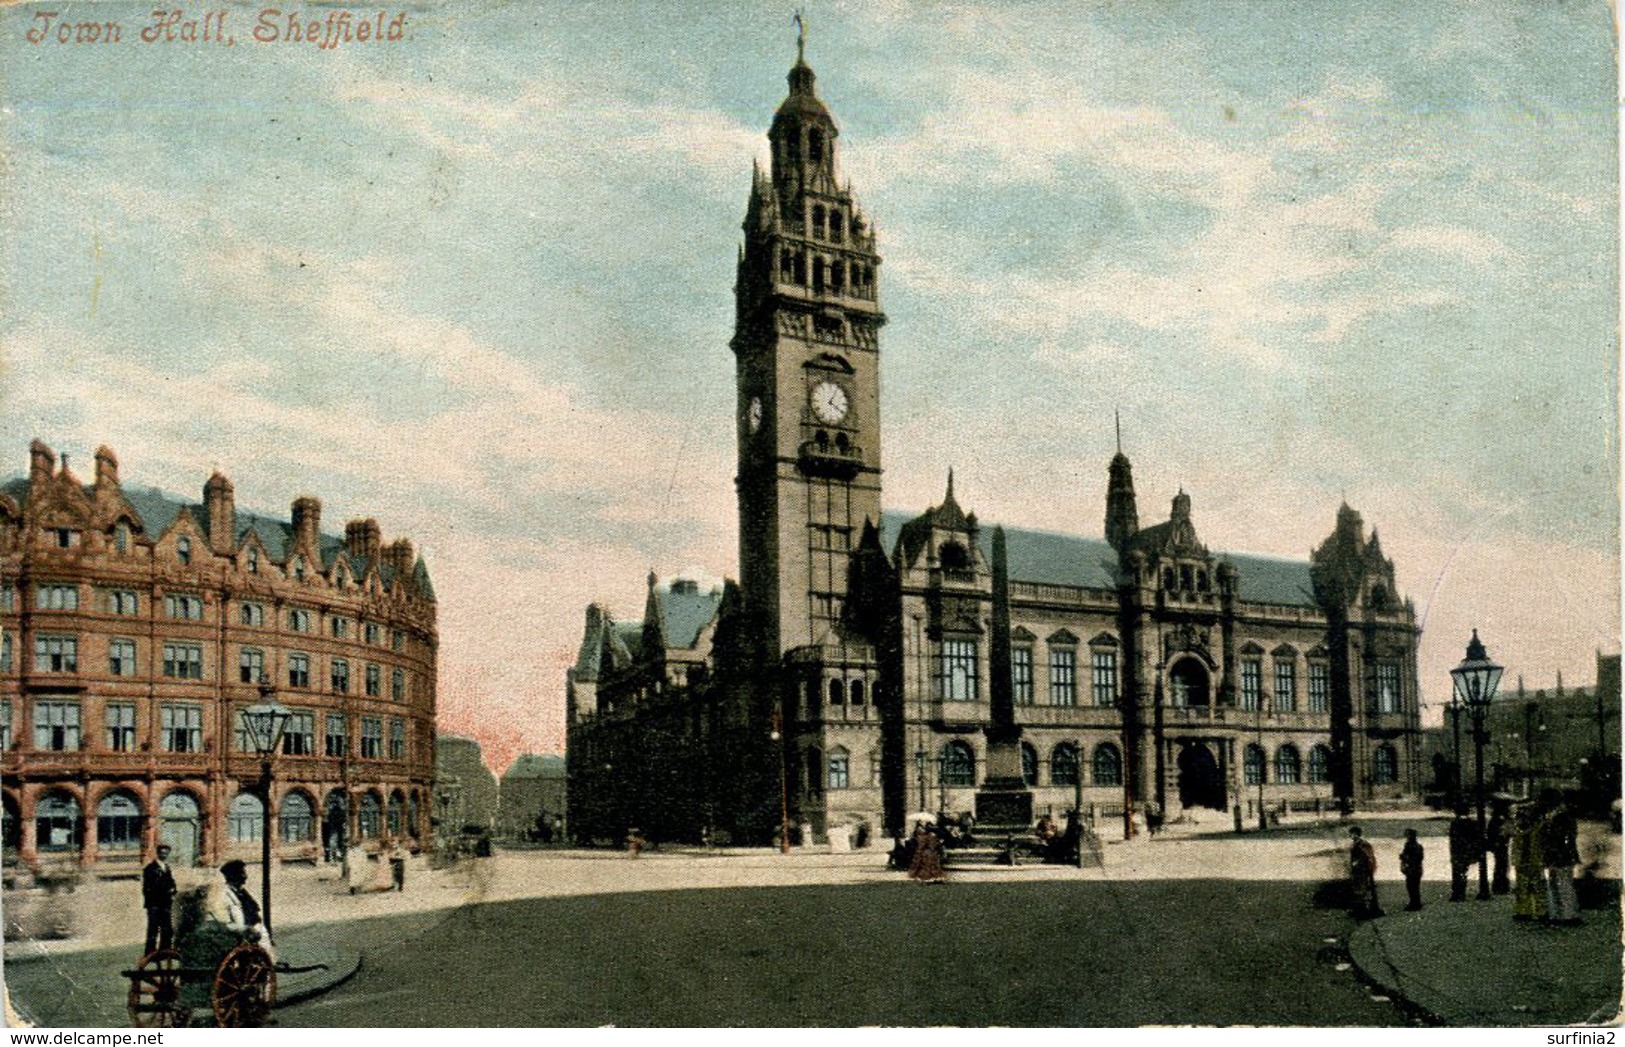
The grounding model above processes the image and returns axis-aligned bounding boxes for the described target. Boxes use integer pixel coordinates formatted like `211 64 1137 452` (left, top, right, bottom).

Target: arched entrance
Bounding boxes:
158 792 202 865
1177 742 1226 810
1168 658 1211 708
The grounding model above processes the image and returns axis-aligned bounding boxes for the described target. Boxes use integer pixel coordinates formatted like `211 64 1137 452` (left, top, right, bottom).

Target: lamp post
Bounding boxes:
914 747 927 813
1449 629 1503 903
1072 743 1085 868
239 687 292 937
771 707 789 854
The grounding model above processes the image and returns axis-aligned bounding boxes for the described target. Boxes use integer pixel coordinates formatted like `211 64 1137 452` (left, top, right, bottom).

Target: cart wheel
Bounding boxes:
210 943 277 1028
127 949 187 1028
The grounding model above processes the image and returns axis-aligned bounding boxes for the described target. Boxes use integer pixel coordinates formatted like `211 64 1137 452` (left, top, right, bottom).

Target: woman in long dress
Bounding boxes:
907 821 946 883
1511 803 1548 922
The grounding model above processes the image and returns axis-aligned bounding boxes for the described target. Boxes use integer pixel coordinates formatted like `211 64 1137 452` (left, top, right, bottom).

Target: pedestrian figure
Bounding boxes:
1511 802 1548 922
625 826 645 857
142 843 178 956
389 841 407 891
1144 799 1164 837
907 820 946 883
218 860 264 938
1399 828 1424 911
1447 806 1480 902
1487 801 1511 895
1538 789 1581 925
1348 826 1382 918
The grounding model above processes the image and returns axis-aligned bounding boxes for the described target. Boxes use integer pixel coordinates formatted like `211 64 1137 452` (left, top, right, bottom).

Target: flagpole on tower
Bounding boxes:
794 8 807 62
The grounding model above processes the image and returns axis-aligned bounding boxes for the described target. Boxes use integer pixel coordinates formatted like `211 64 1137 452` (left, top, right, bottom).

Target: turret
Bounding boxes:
1105 451 1139 551
204 472 236 553
29 439 55 486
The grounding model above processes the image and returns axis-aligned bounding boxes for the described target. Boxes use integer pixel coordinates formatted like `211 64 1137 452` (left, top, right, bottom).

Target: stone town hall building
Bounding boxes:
566 49 1424 845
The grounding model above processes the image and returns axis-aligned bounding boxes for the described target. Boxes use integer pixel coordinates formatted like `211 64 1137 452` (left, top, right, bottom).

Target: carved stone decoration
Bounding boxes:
1164 622 1212 661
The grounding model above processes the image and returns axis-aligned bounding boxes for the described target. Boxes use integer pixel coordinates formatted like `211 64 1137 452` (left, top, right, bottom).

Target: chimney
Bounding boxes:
291 496 321 552
387 538 414 577
346 518 383 563
204 472 236 553
94 445 120 488
28 440 55 486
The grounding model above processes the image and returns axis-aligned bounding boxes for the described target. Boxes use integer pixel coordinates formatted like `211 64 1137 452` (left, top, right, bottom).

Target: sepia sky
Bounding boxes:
1 1 1617 772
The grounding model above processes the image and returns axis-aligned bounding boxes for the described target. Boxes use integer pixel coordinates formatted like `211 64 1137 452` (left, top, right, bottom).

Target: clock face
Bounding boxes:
810 381 849 425
746 397 763 434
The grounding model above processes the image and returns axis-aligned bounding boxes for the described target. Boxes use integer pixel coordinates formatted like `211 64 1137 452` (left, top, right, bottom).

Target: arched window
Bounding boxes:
811 205 825 238
1020 742 1038 786
828 679 845 705
1244 743 1266 785
388 792 405 836
36 791 81 851
247 547 259 573
827 747 849 790
176 536 191 565
1308 745 1332 784
228 792 263 843
280 792 314 843
849 680 865 705
1373 744 1399 785
1093 744 1122 787
830 261 845 294
941 741 976 787
812 257 826 294
1051 743 1080 786
358 793 382 839
939 541 969 572
829 211 844 242
97 791 143 851
1275 745 1301 785
115 521 131 554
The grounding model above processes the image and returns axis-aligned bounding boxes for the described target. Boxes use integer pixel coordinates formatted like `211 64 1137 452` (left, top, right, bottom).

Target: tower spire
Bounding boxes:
794 8 807 64
1115 407 1121 454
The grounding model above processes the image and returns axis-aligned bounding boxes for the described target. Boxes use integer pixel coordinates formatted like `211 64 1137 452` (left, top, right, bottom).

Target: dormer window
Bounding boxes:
176 536 191 565
51 528 80 549
114 521 130 554
247 547 259 574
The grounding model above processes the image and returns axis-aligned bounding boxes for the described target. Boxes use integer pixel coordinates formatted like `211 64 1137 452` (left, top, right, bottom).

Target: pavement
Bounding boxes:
1348 888 1622 1027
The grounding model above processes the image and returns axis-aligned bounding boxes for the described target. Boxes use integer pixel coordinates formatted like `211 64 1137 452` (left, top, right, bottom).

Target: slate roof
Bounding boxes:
659 586 723 649
879 509 1318 608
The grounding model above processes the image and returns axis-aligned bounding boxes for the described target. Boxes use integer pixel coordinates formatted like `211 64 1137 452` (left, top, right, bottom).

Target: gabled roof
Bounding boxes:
659 586 723 649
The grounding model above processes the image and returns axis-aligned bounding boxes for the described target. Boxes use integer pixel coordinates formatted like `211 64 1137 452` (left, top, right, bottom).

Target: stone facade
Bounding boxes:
566 51 1425 846
0 440 437 872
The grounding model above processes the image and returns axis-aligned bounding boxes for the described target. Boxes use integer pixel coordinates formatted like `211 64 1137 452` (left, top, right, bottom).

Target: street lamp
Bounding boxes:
1449 629 1503 902
914 747 927 813
239 687 293 937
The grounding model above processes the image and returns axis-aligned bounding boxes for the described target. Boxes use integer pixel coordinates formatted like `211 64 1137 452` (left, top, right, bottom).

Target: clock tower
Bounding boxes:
732 44 885 664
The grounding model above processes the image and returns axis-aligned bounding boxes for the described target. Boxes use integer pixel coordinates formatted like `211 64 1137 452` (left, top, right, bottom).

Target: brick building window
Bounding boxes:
1308 744 1331 783
1011 646 1033 705
247 547 259 573
365 622 381 645
392 668 405 701
282 712 315 756
240 602 265 627
35 584 79 611
827 746 849 789
109 638 137 677
176 536 192 565
240 648 264 685
389 718 405 759
1092 650 1118 708
330 616 350 639
1239 659 1263 711
164 593 203 620
938 640 978 702
1308 663 1330 713
34 701 80 750
331 659 350 694
366 664 381 697
1375 663 1402 714
105 703 136 751
35 635 78 672
0 582 14 611
1 632 10 673
288 653 310 689
361 717 383 758
161 704 202 752
325 714 347 757
1049 647 1076 706
0 700 10 750
162 643 203 680
288 608 312 633
1243 743 1266 785
1274 659 1296 711
109 590 139 616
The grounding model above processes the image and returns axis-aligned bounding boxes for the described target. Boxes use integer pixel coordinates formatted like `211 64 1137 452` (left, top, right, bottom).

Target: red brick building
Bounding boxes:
1 440 437 872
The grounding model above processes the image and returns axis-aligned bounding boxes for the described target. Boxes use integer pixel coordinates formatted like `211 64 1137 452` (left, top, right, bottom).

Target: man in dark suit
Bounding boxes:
142 844 177 955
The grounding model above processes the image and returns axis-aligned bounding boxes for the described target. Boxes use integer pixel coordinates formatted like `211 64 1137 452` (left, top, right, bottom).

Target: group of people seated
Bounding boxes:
889 809 1092 876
